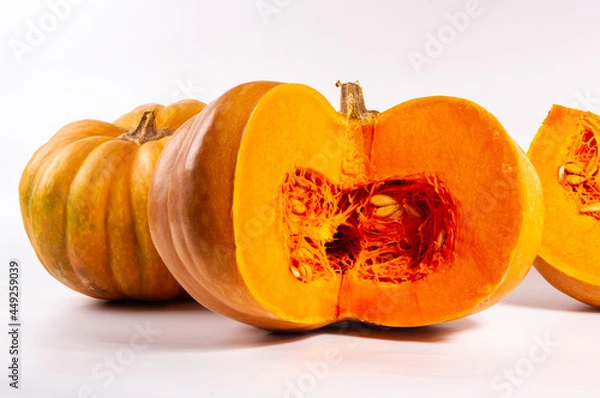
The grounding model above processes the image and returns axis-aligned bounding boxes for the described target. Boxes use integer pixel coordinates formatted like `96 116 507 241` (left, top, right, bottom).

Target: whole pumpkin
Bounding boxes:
149 81 542 330
20 99 205 300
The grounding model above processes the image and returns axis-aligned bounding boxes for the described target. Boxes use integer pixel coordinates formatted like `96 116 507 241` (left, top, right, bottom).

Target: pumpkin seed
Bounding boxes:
403 203 423 218
375 204 399 218
584 158 597 175
297 247 312 259
370 194 397 207
298 264 312 280
565 174 586 185
557 165 565 181
295 180 311 192
389 208 404 218
290 265 301 279
291 199 307 215
375 223 388 232
580 202 600 212
564 162 584 175
434 231 445 251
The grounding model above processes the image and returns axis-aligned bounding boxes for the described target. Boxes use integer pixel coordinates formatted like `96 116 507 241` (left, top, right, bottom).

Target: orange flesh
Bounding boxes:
231 84 536 327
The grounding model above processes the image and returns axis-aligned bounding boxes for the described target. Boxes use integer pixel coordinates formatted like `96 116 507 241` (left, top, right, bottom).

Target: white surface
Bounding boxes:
2 1 600 397
7 270 600 398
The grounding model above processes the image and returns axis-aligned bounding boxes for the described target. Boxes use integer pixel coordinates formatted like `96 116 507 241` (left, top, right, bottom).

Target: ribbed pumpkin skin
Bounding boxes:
148 82 543 330
19 100 205 300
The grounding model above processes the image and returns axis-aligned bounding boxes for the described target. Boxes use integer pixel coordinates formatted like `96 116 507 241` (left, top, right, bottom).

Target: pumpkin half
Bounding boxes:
20 100 205 300
528 105 600 306
149 81 543 330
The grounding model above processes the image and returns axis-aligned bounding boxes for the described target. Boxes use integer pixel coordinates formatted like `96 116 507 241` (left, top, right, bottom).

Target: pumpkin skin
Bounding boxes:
528 105 600 306
20 100 205 300
149 82 543 330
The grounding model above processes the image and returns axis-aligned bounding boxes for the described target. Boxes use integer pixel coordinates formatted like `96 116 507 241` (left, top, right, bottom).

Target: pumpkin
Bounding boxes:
149 81 543 330
20 100 205 300
528 105 600 306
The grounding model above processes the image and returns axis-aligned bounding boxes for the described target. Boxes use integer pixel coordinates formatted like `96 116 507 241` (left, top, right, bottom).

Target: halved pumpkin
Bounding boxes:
149 81 543 330
528 105 600 306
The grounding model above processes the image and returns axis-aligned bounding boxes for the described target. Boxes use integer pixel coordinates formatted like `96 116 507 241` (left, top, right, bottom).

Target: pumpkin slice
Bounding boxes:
20 100 205 300
528 105 600 306
149 81 543 330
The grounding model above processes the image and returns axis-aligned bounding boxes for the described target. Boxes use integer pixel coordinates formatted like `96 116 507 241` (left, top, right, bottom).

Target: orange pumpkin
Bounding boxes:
149 81 543 330
20 100 205 300
528 105 600 305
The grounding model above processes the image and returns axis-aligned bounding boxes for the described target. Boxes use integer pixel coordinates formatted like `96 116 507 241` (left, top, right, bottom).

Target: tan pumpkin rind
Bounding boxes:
528 105 600 306
150 81 543 330
20 99 205 300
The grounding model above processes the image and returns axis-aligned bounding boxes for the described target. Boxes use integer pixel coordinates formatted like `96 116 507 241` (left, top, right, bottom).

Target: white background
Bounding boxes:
2 0 600 397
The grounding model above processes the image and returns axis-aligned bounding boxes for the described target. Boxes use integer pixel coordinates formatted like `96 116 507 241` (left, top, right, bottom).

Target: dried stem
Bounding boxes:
117 111 173 145
336 80 379 120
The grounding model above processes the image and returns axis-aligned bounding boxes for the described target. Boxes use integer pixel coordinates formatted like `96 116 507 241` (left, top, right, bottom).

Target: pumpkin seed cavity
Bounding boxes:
559 113 600 219
281 167 457 285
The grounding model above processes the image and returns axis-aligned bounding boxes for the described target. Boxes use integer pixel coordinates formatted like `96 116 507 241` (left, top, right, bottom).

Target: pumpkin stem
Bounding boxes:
117 111 174 145
336 80 379 120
